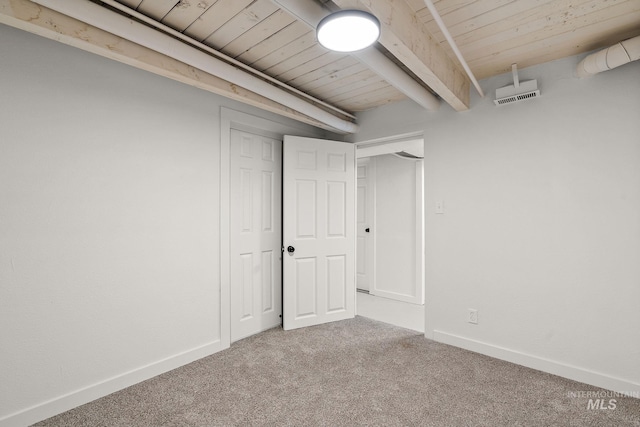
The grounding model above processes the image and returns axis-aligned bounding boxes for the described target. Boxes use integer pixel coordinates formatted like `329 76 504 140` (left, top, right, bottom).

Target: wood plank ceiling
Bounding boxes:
118 0 403 113
34 0 640 125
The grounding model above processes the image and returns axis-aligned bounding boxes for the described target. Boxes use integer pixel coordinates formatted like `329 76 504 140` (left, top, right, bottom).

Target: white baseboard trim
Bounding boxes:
0 340 227 427
370 289 421 305
433 330 640 397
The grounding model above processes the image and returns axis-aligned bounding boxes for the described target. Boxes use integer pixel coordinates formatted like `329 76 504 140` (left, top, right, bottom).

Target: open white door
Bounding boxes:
283 136 356 330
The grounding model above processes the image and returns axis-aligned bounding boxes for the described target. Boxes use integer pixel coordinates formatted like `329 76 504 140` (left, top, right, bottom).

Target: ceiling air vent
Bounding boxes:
494 64 540 106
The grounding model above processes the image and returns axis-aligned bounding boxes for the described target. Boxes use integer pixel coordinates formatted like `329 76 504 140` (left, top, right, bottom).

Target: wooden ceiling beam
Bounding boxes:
331 0 471 111
0 0 342 132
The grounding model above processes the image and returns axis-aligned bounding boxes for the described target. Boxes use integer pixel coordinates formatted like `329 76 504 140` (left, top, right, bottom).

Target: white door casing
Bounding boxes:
230 129 282 342
356 158 375 292
282 136 356 330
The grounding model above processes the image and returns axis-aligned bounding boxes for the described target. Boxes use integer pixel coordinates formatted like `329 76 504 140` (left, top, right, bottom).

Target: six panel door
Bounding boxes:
282 136 356 331
230 129 282 342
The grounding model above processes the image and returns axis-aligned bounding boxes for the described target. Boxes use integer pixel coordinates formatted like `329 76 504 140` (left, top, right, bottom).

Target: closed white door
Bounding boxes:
282 136 356 331
356 158 375 291
230 129 282 342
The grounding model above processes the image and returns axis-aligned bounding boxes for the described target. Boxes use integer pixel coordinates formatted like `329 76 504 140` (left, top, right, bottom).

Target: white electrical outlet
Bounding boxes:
468 309 478 324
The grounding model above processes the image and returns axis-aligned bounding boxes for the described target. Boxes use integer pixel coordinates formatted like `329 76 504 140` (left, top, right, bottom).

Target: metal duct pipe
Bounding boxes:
98 0 355 121
272 0 440 112
32 0 359 134
577 35 640 78
422 0 483 97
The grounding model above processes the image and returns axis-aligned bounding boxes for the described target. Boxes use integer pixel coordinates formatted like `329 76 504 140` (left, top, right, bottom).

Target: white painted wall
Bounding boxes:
351 54 640 393
3 18 638 426
372 154 424 304
0 24 324 426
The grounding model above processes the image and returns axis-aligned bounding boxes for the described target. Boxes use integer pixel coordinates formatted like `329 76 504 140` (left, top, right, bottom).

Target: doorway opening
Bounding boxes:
224 111 357 340
223 108 424 341
355 136 425 332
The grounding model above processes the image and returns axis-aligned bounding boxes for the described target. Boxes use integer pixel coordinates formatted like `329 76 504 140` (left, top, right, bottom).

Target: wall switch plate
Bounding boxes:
435 200 445 214
468 309 478 324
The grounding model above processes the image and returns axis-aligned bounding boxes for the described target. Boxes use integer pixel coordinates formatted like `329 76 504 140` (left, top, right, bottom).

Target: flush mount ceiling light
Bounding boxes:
316 10 380 53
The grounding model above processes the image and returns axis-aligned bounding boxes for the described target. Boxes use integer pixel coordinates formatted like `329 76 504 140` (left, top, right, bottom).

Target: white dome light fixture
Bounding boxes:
317 10 380 53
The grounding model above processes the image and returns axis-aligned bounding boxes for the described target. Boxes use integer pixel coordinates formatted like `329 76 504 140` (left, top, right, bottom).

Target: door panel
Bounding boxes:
296 180 317 238
261 250 274 312
327 255 346 312
230 129 282 342
283 136 355 330
295 257 317 318
356 158 375 291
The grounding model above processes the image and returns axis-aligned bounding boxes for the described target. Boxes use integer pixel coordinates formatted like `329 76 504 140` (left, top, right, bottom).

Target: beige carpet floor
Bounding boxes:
34 316 639 426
